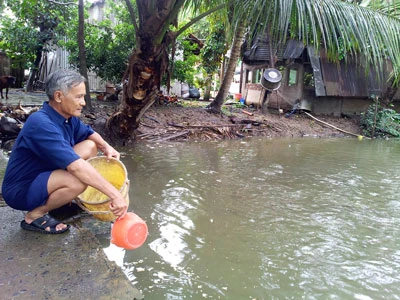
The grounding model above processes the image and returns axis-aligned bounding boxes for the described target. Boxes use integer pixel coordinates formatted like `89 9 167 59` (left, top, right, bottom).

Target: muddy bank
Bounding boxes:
1 89 363 144
82 100 363 143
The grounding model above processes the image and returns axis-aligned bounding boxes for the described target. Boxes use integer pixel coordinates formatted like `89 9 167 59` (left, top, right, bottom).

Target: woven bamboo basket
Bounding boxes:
76 156 129 222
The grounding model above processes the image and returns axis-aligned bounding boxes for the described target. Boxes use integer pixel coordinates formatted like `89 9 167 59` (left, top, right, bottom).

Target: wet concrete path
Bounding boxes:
1 91 143 299
0 205 143 300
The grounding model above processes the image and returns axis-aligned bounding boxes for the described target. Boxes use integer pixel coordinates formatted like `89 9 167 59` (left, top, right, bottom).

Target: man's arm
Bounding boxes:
67 158 128 218
88 132 120 160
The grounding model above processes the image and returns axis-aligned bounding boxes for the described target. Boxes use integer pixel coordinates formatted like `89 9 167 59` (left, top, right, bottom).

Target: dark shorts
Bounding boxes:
23 171 52 211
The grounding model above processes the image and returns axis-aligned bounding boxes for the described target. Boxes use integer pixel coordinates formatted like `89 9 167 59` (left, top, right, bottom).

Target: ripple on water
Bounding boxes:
118 139 400 299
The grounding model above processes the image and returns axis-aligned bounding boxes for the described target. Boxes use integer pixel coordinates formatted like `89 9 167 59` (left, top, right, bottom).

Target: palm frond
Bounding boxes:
231 0 400 82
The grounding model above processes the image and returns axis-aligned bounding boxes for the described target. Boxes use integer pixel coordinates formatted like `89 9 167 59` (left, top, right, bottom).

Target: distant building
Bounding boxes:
240 36 399 116
33 0 112 92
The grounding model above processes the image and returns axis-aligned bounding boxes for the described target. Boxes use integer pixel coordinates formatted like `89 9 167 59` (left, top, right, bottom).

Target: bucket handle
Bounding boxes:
74 198 113 215
75 180 130 216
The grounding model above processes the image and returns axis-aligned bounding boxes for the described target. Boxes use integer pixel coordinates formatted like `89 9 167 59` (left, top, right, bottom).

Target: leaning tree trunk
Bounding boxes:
207 22 245 113
203 74 212 102
261 31 278 113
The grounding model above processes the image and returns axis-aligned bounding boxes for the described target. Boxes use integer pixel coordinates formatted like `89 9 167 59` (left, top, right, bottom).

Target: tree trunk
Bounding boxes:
382 75 398 106
203 75 212 102
207 22 246 113
106 0 227 144
261 32 277 113
106 0 176 144
106 47 165 144
25 47 42 92
78 0 92 111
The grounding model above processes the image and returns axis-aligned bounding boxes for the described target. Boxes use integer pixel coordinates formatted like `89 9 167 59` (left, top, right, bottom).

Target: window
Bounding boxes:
288 69 298 86
304 71 314 87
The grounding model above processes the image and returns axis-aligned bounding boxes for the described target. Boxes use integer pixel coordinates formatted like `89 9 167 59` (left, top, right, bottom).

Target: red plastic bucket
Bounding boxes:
234 93 242 101
111 212 148 250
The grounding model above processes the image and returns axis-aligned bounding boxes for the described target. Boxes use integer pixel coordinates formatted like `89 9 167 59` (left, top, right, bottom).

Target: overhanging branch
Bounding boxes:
176 3 228 38
124 0 139 38
47 0 77 5
153 0 186 45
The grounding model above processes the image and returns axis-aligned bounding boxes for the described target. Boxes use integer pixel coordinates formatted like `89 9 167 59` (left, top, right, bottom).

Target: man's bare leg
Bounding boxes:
24 140 98 232
73 140 98 160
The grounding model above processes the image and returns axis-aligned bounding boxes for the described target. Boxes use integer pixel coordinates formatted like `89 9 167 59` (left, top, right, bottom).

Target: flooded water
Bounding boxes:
2 136 400 299
98 138 400 300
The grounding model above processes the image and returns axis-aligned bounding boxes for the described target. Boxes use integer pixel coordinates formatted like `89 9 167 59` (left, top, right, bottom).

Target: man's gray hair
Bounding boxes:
45 69 86 100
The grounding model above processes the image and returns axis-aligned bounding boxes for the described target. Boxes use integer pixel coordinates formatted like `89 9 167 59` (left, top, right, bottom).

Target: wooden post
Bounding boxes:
372 96 379 138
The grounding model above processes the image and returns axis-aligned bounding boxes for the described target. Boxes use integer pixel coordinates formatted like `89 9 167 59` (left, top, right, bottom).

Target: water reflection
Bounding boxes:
111 138 400 299
149 185 199 267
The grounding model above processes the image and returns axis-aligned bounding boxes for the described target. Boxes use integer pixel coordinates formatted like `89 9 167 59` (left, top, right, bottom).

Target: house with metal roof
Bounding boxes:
239 36 398 116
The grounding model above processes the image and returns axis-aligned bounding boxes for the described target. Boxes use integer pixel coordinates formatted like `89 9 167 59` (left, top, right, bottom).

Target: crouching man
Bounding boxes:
2 69 128 234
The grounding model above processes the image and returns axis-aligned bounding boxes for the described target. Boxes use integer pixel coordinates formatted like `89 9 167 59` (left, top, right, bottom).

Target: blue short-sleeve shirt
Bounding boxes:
2 101 94 207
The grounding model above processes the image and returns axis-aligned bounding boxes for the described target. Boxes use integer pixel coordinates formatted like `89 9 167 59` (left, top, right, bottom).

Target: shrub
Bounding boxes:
360 102 400 138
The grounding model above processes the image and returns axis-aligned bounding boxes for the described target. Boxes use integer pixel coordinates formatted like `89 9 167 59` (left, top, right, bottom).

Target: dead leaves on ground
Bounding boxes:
137 124 241 142
137 115 272 142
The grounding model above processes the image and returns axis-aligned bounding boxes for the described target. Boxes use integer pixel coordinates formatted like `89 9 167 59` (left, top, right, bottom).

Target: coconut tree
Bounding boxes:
362 0 400 103
207 20 245 112
108 0 400 144
106 0 228 143
200 23 227 102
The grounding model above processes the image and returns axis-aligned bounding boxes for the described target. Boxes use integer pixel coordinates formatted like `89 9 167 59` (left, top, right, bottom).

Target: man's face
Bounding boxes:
57 82 86 118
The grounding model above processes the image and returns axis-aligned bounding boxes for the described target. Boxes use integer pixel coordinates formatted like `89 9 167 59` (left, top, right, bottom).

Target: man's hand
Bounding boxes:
110 195 128 218
103 143 120 160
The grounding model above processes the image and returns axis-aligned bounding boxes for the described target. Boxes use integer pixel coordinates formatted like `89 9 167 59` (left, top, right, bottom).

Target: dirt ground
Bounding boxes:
1 90 363 143
83 99 364 143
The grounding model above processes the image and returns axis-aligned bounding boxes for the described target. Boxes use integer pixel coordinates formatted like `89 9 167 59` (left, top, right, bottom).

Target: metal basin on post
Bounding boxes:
261 68 282 91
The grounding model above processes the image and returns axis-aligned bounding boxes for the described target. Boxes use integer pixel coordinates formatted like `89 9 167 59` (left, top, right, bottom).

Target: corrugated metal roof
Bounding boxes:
242 38 306 65
307 47 326 96
282 40 305 59
319 51 386 97
242 34 286 64
243 37 392 99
